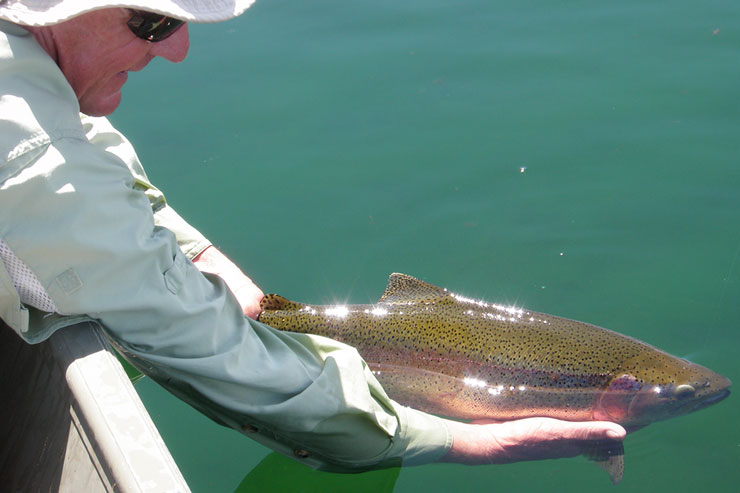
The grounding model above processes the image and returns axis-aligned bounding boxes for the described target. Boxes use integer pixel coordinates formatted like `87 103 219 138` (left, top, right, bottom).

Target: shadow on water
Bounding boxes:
234 452 400 493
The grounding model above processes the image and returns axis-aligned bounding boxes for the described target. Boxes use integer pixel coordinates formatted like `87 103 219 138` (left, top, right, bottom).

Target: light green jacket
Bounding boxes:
0 21 451 470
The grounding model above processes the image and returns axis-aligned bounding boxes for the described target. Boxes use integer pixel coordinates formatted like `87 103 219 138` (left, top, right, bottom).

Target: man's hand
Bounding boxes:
440 417 626 464
193 246 264 319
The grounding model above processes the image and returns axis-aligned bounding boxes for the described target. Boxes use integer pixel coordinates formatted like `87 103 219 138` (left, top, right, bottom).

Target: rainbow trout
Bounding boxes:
258 273 730 483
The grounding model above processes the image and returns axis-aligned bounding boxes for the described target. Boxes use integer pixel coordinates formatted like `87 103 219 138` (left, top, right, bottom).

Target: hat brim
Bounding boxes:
0 0 256 26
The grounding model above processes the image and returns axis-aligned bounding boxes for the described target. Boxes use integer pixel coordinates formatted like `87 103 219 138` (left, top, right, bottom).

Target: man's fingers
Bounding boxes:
441 418 626 465
529 419 626 442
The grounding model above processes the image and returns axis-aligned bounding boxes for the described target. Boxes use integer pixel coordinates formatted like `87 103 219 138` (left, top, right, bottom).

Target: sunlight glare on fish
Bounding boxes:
501 305 524 317
463 377 488 388
488 385 505 396
371 307 389 317
482 312 507 322
325 305 349 318
453 293 490 308
454 294 526 321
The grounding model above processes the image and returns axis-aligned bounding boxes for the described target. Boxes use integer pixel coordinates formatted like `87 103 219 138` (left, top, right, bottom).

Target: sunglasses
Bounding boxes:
127 9 185 42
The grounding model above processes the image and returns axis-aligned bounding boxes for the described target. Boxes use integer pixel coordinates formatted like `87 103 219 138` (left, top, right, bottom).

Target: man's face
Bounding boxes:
43 8 189 116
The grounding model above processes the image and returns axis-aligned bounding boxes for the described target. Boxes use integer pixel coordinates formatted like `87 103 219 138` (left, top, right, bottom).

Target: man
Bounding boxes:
0 0 624 473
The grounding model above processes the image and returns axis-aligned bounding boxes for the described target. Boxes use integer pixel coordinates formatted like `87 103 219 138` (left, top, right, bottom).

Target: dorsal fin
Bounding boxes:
259 294 307 312
377 273 453 304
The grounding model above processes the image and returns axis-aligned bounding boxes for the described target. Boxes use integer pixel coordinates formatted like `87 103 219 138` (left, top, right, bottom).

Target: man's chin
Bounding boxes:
79 91 123 117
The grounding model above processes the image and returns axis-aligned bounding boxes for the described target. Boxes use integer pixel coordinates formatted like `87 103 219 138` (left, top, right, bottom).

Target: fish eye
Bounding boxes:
674 384 696 398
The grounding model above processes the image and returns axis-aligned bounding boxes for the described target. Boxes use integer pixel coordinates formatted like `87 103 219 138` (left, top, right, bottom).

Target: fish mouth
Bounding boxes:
692 389 730 412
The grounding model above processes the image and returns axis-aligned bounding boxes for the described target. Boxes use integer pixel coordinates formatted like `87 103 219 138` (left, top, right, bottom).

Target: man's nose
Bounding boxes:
149 24 189 63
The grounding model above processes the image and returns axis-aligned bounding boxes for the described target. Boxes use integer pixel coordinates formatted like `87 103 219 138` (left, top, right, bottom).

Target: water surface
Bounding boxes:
111 0 739 491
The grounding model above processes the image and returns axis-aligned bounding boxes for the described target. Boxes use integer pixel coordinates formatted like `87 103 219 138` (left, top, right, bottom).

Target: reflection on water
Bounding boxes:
235 453 399 493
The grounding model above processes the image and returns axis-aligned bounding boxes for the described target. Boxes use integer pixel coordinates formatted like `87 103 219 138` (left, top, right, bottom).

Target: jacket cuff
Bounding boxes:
388 403 453 466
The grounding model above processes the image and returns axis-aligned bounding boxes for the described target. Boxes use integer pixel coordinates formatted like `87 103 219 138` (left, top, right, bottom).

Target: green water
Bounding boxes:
109 0 740 491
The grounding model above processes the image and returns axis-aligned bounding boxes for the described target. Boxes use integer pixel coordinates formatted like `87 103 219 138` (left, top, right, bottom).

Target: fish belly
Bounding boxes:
369 361 597 422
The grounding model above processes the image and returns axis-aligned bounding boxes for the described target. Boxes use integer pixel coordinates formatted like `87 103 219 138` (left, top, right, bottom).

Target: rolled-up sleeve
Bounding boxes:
0 25 452 467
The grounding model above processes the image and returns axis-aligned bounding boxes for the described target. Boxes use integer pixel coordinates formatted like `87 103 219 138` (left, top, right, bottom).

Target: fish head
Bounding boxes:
595 356 731 428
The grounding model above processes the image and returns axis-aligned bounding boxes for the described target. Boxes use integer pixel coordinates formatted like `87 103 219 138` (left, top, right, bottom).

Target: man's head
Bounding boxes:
26 8 191 116
0 0 256 116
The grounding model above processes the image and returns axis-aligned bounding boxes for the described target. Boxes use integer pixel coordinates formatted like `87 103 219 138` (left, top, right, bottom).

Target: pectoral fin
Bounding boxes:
595 374 642 422
583 439 625 485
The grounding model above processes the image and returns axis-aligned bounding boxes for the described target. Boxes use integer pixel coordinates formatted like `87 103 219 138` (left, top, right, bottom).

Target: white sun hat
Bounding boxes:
0 0 257 26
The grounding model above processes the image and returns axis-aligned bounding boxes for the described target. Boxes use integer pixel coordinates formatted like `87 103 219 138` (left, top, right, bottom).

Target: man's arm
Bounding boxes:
192 245 264 319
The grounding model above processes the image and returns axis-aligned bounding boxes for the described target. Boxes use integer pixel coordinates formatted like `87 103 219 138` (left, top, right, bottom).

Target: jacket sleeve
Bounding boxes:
0 113 452 470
